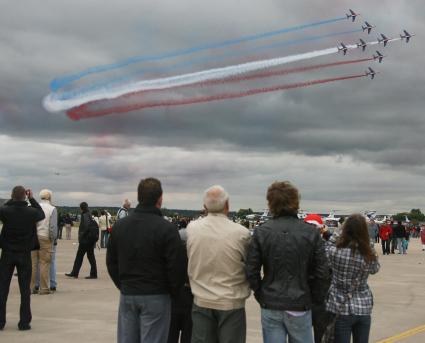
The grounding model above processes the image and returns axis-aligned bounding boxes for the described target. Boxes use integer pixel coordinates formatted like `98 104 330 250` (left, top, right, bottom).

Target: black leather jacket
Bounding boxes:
246 215 329 311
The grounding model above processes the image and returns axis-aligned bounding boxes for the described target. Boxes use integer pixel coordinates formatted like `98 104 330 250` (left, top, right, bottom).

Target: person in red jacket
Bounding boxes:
379 221 392 255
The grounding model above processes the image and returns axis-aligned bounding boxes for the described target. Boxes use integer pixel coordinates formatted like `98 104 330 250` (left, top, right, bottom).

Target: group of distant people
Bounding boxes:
0 179 384 342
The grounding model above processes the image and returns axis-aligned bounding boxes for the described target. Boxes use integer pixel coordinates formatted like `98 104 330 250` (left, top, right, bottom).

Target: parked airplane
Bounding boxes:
377 33 390 47
373 50 385 63
362 21 375 34
357 38 367 51
338 42 348 55
400 30 415 43
365 67 377 79
346 9 360 22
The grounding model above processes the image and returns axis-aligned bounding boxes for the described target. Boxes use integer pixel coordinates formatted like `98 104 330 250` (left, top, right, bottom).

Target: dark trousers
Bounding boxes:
335 314 371 343
0 251 32 327
71 243 97 277
168 310 192 343
57 225 63 239
381 240 390 255
390 238 397 253
191 303 246 343
312 304 334 343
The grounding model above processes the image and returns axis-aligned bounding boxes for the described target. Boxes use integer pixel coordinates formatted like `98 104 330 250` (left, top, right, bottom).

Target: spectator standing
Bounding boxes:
0 186 45 330
393 221 406 254
31 189 57 295
379 221 392 255
368 219 379 246
65 202 98 279
325 214 380 343
98 210 111 248
116 199 131 220
246 182 329 343
57 213 64 239
64 213 73 240
421 227 425 251
187 185 251 343
107 178 184 343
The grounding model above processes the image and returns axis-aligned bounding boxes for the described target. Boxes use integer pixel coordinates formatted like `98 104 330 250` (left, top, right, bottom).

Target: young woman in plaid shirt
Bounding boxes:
325 214 380 343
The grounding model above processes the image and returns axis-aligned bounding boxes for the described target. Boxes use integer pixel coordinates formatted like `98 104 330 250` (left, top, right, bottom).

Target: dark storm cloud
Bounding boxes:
1 0 424 211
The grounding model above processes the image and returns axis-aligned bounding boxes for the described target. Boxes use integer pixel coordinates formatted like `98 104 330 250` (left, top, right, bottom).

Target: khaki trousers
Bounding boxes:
65 224 72 240
31 237 53 294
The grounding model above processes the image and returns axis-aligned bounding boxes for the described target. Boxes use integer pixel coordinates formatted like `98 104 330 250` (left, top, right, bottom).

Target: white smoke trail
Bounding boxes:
43 43 367 112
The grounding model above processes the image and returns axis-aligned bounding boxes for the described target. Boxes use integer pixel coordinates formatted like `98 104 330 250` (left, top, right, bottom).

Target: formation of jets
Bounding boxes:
339 10 415 80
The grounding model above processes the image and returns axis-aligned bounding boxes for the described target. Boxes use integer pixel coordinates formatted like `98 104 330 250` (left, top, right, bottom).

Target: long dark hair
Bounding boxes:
336 214 377 263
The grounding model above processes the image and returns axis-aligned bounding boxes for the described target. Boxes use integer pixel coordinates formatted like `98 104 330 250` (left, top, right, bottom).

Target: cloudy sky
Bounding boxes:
0 0 423 214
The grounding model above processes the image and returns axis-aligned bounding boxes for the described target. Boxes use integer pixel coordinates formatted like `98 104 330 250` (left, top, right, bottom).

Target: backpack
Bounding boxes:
86 215 99 242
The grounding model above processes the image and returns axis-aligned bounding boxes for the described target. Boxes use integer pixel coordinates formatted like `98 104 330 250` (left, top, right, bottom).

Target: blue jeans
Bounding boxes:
118 294 171 343
261 308 313 343
35 244 57 288
335 314 371 343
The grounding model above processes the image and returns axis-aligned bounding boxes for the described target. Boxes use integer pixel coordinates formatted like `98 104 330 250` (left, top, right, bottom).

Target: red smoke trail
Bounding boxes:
67 57 371 119
68 74 365 120
121 57 372 98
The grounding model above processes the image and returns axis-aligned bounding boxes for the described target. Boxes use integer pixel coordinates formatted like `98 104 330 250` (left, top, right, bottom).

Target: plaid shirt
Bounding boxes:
325 237 380 315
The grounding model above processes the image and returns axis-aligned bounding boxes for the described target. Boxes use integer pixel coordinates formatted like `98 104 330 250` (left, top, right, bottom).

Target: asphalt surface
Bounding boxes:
1 230 425 342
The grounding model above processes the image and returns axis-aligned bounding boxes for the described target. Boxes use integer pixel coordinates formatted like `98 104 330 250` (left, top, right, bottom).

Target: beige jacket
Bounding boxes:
186 213 251 310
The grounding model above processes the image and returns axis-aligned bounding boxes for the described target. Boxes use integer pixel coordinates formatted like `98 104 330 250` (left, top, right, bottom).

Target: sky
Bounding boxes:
0 0 423 214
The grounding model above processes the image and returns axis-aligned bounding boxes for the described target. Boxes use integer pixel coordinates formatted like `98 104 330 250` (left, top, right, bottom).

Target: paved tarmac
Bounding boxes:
1 230 425 342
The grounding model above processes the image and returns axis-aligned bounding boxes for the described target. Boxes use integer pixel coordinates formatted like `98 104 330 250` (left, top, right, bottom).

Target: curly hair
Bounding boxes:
266 181 299 217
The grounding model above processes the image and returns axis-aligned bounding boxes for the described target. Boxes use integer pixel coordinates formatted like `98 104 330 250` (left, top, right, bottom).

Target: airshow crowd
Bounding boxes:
0 179 424 343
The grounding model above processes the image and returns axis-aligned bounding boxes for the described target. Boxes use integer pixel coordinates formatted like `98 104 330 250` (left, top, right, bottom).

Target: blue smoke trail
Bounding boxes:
50 16 347 91
55 28 362 101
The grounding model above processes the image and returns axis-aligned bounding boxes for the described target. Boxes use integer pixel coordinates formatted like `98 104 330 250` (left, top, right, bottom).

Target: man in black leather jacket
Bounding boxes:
246 181 329 343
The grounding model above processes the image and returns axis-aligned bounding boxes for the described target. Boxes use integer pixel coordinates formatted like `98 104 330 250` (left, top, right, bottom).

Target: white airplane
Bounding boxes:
377 33 390 47
357 38 367 51
362 21 375 34
346 9 360 22
364 210 377 219
400 30 415 43
365 67 378 79
374 216 390 225
373 50 385 63
338 42 348 55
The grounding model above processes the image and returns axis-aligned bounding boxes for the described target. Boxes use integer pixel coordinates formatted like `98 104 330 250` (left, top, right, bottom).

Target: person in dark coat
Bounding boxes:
107 177 184 343
65 202 98 279
0 186 45 331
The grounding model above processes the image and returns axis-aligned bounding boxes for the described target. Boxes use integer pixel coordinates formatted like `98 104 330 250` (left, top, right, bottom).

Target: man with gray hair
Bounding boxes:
31 189 57 295
186 185 251 343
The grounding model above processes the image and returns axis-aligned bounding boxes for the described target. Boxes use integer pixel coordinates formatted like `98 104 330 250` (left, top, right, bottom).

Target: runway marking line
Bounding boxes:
376 324 425 342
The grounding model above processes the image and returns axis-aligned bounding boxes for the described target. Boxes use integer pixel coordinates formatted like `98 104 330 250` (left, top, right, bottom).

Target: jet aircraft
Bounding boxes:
338 42 348 55
378 33 390 47
346 9 359 22
400 30 415 43
373 50 385 63
357 38 367 51
365 67 377 79
362 21 375 34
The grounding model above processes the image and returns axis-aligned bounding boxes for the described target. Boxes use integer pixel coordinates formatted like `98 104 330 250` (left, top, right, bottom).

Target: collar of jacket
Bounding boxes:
207 213 228 219
6 200 28 207
274 214 299 219
134 204 162 216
